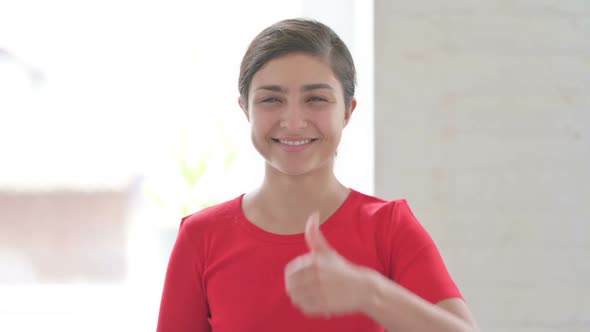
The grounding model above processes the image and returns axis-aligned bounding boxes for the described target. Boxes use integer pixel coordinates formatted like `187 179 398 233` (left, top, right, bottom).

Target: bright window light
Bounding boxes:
0 1 373 331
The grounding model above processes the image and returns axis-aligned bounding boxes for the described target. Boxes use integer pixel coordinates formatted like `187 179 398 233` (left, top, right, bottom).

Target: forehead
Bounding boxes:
250 53 340 91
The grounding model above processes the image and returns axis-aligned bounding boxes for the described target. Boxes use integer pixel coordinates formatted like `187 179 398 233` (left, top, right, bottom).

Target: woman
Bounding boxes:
157 18 478 332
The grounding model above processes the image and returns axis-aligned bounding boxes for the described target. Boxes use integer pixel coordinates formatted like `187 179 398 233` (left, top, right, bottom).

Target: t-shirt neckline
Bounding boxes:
235 189 359 244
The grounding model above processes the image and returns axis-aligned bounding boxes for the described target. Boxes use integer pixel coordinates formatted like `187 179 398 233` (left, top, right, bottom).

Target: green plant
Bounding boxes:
147 117 237 225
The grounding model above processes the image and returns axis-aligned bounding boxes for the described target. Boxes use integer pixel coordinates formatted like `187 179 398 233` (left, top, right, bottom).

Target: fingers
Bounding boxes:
285 254 327 314
290 292 329 317
285 254 317 293
305 212 332 254
285 213 341 317
285 273 329 317
285 253 313 276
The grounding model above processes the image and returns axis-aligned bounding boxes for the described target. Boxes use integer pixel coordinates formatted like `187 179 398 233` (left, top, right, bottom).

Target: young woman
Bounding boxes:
157 18 478 332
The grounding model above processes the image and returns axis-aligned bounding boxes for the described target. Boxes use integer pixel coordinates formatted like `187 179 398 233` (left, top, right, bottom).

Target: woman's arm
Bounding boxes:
285 213 479 331
361 266 479 332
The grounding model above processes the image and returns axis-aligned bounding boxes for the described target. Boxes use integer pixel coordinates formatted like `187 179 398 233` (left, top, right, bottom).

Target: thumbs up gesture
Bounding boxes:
284 212 371 317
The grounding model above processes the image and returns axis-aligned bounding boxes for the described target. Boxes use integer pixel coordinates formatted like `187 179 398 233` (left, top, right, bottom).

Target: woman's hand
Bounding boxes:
284 212 371 317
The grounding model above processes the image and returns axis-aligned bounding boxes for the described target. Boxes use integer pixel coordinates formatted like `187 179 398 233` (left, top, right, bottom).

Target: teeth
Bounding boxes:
279 139 311 146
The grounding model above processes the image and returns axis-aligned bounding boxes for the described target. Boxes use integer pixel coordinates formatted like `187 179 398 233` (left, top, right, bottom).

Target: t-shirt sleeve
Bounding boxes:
157 219 211 332
385 200 463 304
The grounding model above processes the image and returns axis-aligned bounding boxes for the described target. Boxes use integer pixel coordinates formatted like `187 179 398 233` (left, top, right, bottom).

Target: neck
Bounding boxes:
261 164 344 205
243 161 350 234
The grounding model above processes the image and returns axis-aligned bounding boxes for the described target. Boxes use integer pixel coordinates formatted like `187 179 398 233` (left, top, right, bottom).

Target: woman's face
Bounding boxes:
240 53 356 177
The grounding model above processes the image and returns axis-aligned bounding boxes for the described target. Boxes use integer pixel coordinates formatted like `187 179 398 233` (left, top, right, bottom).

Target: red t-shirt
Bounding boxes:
157 189 462 332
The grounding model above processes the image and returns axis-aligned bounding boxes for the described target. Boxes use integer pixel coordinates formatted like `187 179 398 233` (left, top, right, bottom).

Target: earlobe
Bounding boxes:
238 97 250 121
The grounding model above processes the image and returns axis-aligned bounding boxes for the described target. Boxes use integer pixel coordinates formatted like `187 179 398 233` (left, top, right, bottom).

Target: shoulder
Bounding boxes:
169 195 245 268
351 189 415 225
349 189 427 247
179 194 244 236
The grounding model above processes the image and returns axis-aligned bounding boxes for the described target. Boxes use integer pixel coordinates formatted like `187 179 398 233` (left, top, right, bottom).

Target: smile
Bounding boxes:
279 139 310 145
272 138 318 144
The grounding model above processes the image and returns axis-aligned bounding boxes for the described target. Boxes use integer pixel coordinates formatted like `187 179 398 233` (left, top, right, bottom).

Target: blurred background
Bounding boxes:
0 0 587 331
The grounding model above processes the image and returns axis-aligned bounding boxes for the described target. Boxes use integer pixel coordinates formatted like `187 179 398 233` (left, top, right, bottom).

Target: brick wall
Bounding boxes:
374 1 589 331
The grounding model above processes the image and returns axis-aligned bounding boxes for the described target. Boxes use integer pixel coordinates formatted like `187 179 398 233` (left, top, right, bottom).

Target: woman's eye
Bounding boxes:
308 96 328 102
261 97 281 103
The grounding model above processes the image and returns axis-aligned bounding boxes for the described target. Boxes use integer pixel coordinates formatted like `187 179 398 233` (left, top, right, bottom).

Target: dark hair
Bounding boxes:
238 18 356 110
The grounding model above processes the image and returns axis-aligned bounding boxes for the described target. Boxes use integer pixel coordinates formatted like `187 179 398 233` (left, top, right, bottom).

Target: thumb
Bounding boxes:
305 212 332 254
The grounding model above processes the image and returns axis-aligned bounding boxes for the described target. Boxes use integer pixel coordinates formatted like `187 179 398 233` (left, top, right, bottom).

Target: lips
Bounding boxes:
271 137 318 151
278 139 311 145
272 138 318 145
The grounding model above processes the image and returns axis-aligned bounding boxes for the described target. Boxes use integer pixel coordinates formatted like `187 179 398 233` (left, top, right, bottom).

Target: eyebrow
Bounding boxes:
302 83 334 92
255 83 334 93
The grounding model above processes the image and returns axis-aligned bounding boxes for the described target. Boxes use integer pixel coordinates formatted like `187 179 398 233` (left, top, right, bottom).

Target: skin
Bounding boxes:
238 53 479 331
238 52 354 235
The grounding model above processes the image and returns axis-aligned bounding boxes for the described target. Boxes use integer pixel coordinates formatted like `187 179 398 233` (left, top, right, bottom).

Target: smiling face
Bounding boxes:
240 53 356 177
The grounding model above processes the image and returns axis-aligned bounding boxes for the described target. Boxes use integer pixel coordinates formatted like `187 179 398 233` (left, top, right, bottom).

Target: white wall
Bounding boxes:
374 1 590 331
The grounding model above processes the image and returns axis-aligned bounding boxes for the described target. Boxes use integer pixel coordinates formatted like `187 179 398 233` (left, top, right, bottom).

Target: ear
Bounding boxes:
238 96 250 121
344 98 357 127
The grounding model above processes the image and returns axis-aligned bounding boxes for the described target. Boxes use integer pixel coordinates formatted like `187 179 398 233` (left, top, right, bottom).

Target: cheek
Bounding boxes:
249 113 275 136
315 112 346 133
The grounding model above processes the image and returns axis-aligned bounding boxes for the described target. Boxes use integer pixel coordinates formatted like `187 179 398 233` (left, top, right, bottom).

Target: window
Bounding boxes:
0 1 372 330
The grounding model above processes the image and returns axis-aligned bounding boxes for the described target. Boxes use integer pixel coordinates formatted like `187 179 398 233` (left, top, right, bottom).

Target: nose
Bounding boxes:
280 104 307 129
